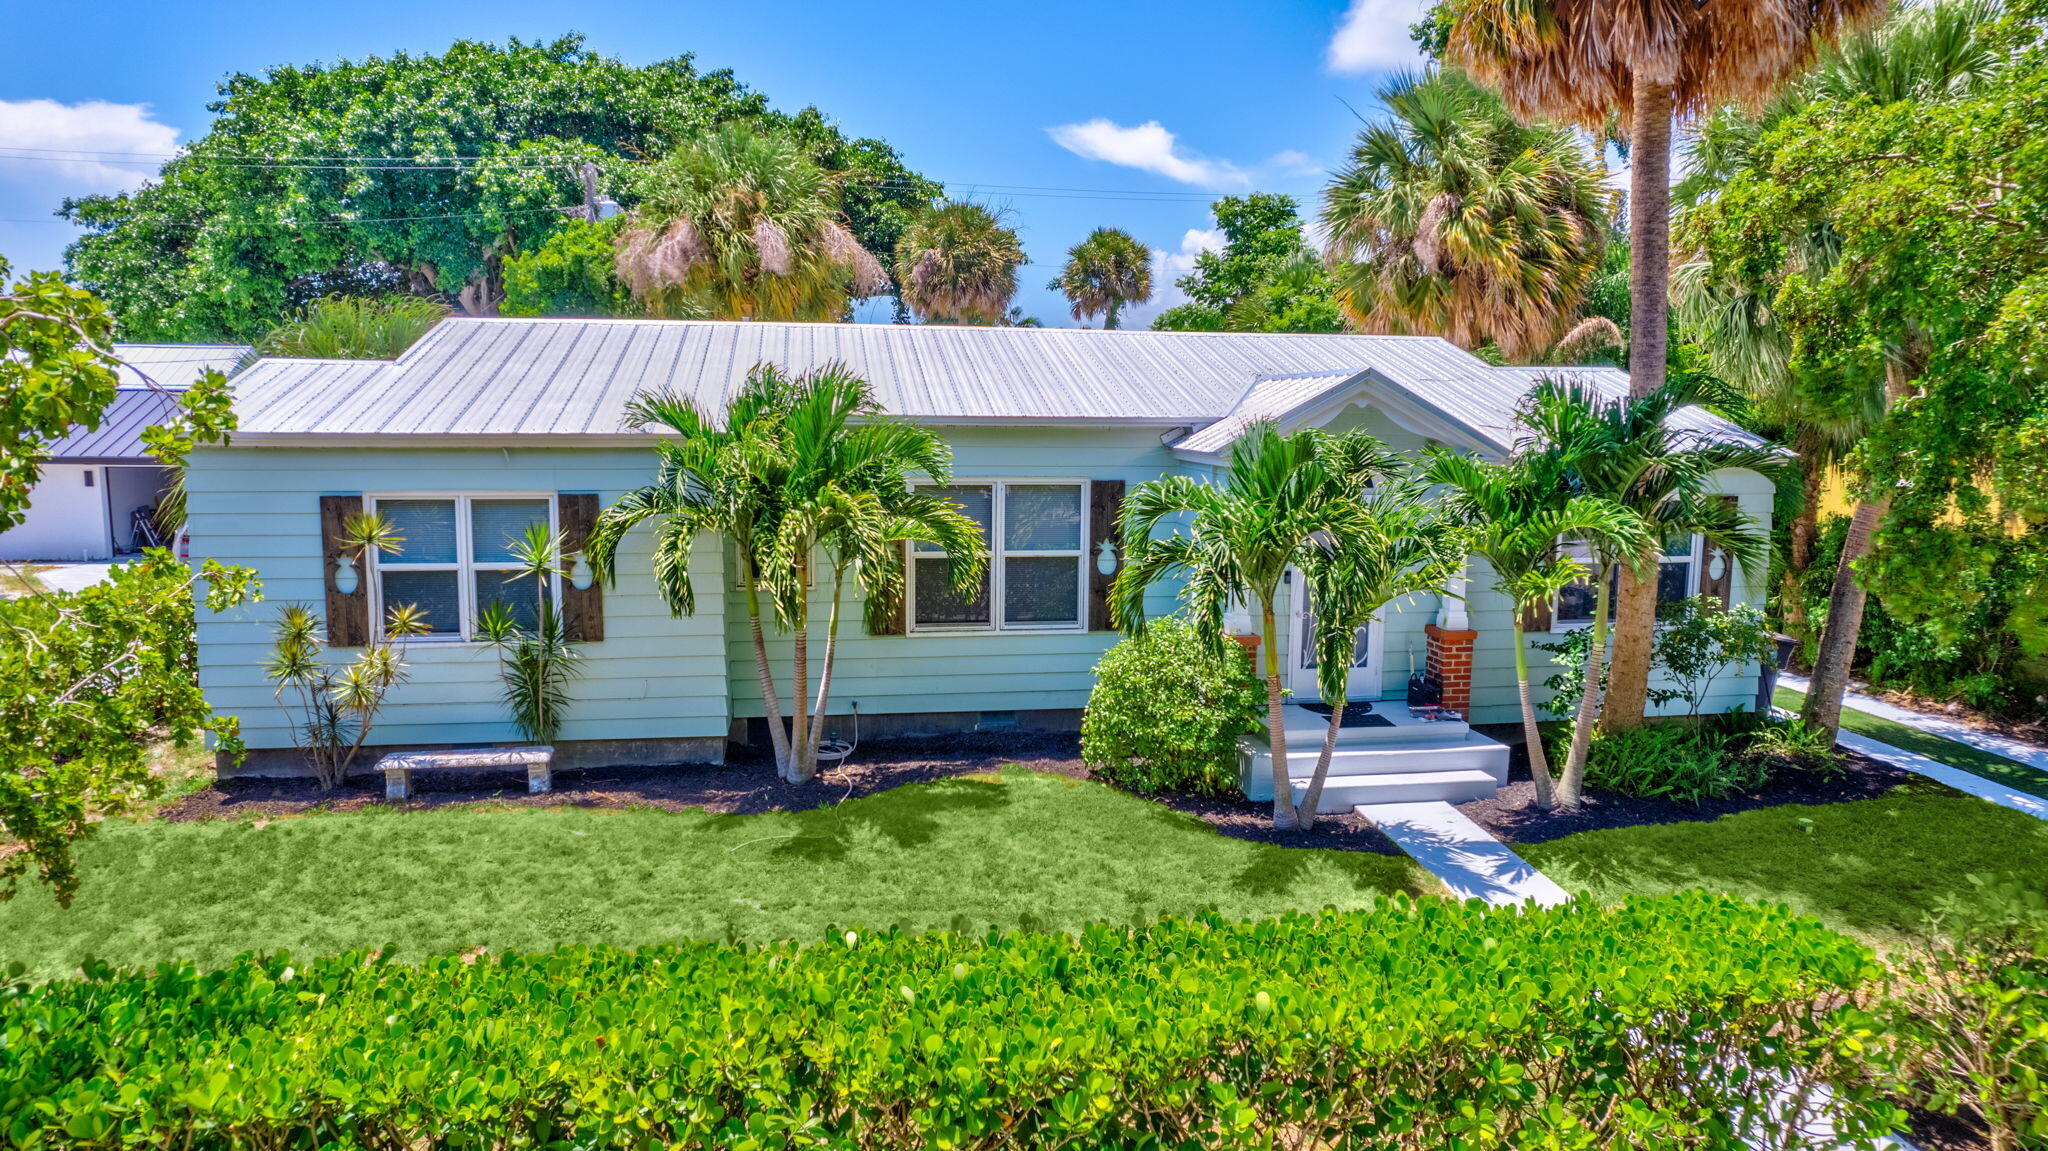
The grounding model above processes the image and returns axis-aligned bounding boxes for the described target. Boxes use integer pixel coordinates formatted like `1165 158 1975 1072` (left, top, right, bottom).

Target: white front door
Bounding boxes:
1288 579 1384 702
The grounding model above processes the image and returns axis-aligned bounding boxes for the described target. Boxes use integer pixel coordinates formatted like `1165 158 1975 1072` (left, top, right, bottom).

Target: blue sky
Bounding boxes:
0 0 1429 327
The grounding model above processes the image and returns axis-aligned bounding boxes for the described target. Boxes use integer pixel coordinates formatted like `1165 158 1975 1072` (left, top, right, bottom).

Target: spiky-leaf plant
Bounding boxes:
894 203 1025 324
1321 69 1609 362
1049 228 1152 329
474 522 586 745
615 124 887 321
254 295 449 360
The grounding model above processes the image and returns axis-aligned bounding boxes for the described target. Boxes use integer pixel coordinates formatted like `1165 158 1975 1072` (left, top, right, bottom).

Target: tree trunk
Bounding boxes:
1803 361 1916 737
1512 623 1558 810
1601 556 1659 733
1627 75 1673 401
1298 706 1346 831
1801 491 1889 738
1260 596 1300 830
1783 441 1826 642
788 553 813 783
1557 562 1612 808
1105 298 1123 331
809 560 848 775
744 573 793 777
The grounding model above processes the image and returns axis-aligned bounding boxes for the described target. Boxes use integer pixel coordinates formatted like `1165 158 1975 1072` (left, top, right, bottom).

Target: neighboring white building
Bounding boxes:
0 344 248 562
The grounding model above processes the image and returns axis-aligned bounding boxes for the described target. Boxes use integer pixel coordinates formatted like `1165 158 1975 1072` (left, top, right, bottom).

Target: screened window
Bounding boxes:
368 495 555 639
911 481 1085 631
1553 534 1701 627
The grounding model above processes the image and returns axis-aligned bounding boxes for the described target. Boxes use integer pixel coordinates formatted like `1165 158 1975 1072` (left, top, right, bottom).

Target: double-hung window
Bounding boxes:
368 495 557 640
1552 532 1702 628
910 481 1086 632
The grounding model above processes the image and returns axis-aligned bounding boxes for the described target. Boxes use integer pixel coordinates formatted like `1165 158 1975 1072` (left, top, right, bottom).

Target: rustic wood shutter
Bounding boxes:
1088 479 1126 631
1519 597 1553 634
1699 495 1740 609
320 494 370 647
556 493 605 642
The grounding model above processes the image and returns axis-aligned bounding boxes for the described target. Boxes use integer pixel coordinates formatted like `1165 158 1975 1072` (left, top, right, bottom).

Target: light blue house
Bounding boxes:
191 317 1775 805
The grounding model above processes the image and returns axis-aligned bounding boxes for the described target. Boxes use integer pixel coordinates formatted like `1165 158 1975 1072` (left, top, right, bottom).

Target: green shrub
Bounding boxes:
1569 722 1771 803
0 893 1898 1149
1875 880 2048 1150
1744 715 1845 772
1082 616 1261 795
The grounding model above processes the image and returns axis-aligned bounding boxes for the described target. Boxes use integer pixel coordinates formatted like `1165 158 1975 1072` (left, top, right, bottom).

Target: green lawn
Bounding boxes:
1524 778 2048 941
1776 683 2048 801
0 769 1424 981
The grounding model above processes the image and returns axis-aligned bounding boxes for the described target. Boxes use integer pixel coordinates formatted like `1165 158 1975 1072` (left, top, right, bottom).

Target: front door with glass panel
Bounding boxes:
1288 580 1383 701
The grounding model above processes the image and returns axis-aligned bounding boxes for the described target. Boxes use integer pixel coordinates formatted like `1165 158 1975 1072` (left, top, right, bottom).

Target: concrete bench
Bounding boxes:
376 746 554 800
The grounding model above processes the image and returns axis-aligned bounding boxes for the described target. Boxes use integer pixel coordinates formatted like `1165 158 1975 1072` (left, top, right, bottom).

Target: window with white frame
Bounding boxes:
910 481 1086 631
368 495 557 639
1553 532 1702 627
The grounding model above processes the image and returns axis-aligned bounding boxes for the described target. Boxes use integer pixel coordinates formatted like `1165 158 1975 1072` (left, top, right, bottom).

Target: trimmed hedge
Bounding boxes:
1 893 1899 1148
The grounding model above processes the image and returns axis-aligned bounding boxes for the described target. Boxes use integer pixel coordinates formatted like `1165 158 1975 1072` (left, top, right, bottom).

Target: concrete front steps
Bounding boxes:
1241 703 1509 812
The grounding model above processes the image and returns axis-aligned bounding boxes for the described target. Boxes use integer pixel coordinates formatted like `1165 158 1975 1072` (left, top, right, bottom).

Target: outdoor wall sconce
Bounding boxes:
332 553 359 596
569 553 595 591
1095 539 1120 577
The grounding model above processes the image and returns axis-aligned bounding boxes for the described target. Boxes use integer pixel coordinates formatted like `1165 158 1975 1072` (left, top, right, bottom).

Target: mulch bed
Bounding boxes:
1456 726 1917 846
156 732 1404 855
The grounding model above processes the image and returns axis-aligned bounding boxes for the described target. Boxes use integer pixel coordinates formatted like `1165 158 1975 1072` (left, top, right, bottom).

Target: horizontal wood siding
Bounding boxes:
726 426 1197 719
188 446 729 750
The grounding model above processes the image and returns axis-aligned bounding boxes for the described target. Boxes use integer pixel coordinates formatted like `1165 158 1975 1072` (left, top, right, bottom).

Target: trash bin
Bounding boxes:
1758 633 1798 715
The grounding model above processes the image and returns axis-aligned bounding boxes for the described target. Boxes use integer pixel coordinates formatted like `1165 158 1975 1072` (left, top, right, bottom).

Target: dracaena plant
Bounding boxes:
264 513 427 790
474 522 586 745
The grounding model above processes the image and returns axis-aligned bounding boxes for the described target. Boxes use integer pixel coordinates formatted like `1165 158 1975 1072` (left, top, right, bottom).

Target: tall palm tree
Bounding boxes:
1446 0 1885 729
614 123 888 321
893 202 1026 325
1050 228 1152 329
760 366 985 782
1113 423 1403 830
1294 474 1466 826
1519 377 1778 806
1425 448 1644 809
585 370 802 774
1321 69 1611 361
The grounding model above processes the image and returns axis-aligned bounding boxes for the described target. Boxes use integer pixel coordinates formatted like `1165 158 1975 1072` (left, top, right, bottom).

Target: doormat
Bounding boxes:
1296 702 1394 728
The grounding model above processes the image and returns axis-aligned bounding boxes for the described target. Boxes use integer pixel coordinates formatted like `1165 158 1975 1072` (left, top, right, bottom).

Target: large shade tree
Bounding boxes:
1151 194 1341 334
1322 69 1611 361
62 35 937 341
1113 423 1402 830
893 202 1026 325
1445 0 1886 730
613 124 890 321
1050 228 1153 329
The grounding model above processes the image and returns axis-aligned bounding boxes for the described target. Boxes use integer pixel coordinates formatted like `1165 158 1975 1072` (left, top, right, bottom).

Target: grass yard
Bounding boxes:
0 768 1424 981
0 562 47 598
1777 683 2048 801
1523 777 2048 942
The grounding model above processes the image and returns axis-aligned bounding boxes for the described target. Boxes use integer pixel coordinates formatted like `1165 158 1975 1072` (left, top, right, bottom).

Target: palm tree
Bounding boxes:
585 370 803 774
1445 0 1885 729
1425 449 1643 809
760 366 985 782
1113 423 1403 829
893 202 1026 324
1050 228 1152 329
1519 377 1777 806
1294 473 1466 826
614 123 888 321
1321 69 1611 361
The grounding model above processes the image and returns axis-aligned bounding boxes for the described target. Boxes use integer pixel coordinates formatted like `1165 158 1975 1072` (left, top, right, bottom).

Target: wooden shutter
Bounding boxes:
1088 479 1126 631
320 494 370 647
1699 495 1740 609
1519 598 1552 634
557 493 605 642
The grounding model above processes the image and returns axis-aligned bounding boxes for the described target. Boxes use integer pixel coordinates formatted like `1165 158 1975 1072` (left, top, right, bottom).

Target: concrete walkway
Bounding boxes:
1353 799 1573 907
34 562 118 593
1781 671 2048 777
1838 729 2048 822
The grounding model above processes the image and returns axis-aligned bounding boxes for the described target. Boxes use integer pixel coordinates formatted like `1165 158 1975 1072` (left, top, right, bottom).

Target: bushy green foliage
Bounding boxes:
501 217 641 316
254 294 449 359
1082 617 1260 795
0 893 1897 1148
1149 194 1341 334
1573 722 1771 803
1876 881 2048 1149
1656 595 1780 716
0 556 258 905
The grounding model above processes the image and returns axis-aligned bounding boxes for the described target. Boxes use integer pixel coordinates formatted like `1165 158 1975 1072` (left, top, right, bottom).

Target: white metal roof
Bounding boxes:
1173 370 1365 455
222 318 1764 455
46 344 252 462
110 343 248 390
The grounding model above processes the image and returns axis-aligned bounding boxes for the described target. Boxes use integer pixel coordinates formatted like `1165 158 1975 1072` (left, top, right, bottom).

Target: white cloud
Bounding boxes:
1326 0 1428 75
1265 149 1323 176
1120 228 1227 328
1047 119 1247 187
0 99 180 192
